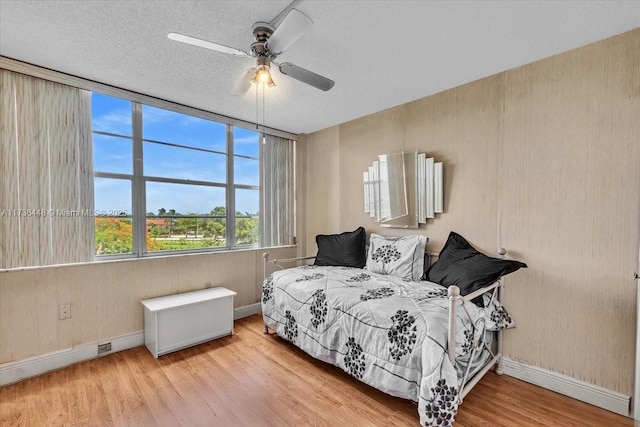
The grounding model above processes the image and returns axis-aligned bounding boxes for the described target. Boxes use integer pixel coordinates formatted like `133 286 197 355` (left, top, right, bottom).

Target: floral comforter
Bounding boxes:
261 265 513 427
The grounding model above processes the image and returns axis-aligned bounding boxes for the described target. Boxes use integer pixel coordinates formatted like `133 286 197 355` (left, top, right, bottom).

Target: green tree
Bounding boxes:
211 206 225 216
95 218 165 254
95 218 133 254
235 216 258 245
204 219 225 241
172 218 186 235
208 207 227 243
178 214 201 237
163 208 178 235
149 224 169 237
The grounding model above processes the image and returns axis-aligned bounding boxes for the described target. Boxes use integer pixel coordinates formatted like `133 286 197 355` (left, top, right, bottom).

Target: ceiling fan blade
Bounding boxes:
278 62 335 91
168 32 250 57
231 69 255 95
266 9 312 56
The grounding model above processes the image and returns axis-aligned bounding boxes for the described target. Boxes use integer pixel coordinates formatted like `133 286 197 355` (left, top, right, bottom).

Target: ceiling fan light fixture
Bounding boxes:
252 65 275 87
251 57 276 87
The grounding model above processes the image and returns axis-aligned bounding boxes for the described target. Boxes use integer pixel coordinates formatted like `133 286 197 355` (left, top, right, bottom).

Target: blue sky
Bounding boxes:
92 93 259 215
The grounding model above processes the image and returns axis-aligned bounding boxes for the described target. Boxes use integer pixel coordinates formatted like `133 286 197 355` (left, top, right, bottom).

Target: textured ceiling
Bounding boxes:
1 1 639 135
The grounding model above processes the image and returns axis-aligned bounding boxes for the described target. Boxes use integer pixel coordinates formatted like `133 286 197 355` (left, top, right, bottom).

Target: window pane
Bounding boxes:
235 188 258 246
94 177 132 214
146 182 226 252
234 127 259 157
235 188 258 215
91 93 132 136
235 216 258 246
142 105 226 153
234 157 259 185
93 134 132 174
234 127 259 187
144 141 226 182
94 178 132 255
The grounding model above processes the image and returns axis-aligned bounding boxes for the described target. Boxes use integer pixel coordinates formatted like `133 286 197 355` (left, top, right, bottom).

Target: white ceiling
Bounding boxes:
1 1 639 135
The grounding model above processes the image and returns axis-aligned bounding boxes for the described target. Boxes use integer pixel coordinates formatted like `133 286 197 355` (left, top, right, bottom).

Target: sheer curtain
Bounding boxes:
0 70 93 268
260 134 295 247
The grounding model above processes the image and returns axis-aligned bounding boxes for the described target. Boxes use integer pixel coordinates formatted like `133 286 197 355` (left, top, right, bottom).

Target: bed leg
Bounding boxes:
495 274 505 376
263 253 270 336
447 285 461 364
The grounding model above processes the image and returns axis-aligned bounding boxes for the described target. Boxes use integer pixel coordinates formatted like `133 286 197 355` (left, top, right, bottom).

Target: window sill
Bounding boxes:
0 244 297 274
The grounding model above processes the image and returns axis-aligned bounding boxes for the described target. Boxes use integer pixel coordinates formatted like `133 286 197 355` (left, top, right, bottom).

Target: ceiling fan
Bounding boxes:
167 4 335 94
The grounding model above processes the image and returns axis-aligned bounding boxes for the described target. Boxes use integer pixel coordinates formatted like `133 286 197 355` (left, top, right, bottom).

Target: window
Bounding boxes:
91 93 269 257
233 127 259 246
92 93 134 255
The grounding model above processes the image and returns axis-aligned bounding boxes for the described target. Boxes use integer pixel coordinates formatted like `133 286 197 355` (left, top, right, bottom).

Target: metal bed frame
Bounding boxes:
261 248 507 404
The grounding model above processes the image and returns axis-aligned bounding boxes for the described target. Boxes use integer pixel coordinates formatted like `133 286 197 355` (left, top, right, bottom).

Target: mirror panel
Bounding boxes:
381 152 418 228
378 152 408 222
364 151 443 229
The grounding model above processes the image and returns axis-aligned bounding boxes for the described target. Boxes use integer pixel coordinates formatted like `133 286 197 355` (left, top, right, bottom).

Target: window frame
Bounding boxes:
92 93 266 259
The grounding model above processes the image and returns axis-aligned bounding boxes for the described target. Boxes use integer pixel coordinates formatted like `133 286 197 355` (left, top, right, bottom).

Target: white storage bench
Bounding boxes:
141 287 236 358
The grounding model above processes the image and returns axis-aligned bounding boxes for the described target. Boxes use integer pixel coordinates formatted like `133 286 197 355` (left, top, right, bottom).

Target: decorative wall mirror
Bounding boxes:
364 151 443 228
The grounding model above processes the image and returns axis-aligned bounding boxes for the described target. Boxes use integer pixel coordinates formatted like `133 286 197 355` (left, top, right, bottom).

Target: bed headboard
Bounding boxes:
424 251 440 269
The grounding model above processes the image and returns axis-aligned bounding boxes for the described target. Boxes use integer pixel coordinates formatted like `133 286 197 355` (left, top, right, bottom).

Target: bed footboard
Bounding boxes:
448 246 509 402
447 280 504 402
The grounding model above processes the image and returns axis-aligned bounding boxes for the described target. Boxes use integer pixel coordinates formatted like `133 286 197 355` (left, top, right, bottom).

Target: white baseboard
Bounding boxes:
499 357 631 417
0 330 144 386
0 303 262 386
234 302 261 320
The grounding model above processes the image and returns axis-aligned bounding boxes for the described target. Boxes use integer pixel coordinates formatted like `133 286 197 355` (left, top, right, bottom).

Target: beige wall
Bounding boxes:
298 29 640 395
499 30 640 394
0 246 295 363
297 127 342 257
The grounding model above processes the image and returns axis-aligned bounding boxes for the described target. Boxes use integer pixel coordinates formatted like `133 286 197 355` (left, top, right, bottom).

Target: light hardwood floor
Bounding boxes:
0 315 632 426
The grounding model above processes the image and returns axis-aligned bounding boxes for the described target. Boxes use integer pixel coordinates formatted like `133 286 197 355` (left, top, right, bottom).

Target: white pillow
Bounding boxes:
366 234 427 281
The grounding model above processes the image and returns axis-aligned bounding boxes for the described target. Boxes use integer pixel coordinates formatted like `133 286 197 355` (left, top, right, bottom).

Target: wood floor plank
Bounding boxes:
0 314 632 426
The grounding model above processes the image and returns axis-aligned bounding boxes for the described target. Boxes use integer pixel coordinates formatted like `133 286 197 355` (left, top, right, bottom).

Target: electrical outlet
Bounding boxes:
59 303 71 320
98 342 112 355
204 282 212 289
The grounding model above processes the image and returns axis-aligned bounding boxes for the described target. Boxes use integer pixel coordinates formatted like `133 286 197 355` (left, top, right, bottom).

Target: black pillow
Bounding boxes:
425 232 527 302
314 227 367 268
